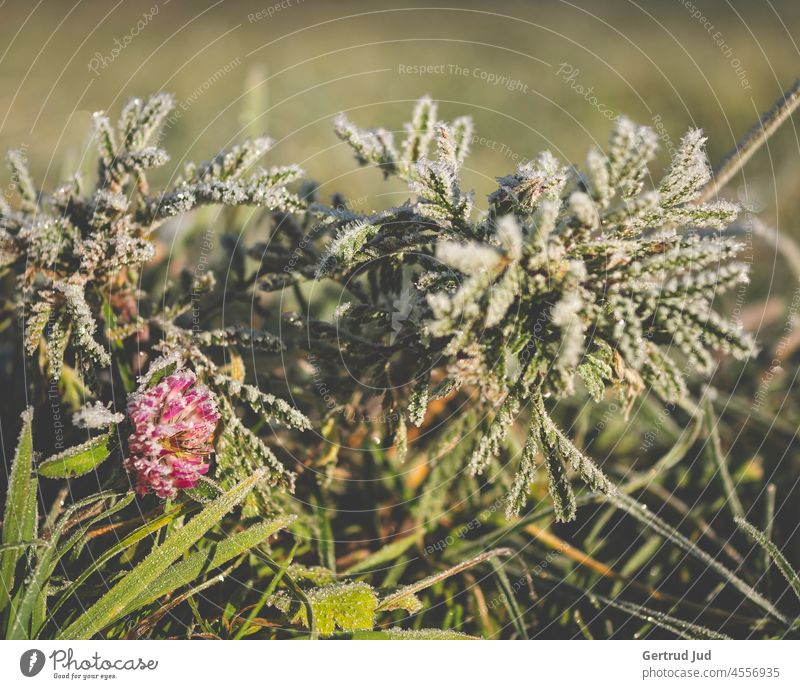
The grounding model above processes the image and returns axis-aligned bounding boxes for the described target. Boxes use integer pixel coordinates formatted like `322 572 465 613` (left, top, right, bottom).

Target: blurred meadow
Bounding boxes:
2 0 798 212
4 0 799 300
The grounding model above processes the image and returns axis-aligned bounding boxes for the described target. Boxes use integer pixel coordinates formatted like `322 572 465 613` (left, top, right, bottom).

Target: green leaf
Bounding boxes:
0 408 35 613
57 469 266 639
145 358 178 389
38 434 112 479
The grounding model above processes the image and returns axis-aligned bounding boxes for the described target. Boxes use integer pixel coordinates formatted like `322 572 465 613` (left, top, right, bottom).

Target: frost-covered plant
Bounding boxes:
2 90 795 641
1 94 308 511
1 94 754 517
304 100 753 521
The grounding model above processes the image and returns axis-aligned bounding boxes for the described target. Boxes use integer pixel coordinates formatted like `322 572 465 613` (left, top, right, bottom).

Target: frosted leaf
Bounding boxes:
73 401 124 429
435 241 501 275
53 280 110 368
494 214 523 260
274 581 378 636
607 116 658 198
316 220 379 277
400 96 438 170
568 190 600 230
659 128 710 205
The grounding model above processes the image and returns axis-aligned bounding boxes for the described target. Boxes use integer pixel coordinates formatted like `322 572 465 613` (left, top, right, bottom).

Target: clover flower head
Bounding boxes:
124 369 220 498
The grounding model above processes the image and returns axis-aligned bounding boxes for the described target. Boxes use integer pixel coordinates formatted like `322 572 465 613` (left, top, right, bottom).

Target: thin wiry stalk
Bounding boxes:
736 517 800 604
703 398 745 520
762 484 777 580
376 548 514 612
697 78 800 203
608 493 787 623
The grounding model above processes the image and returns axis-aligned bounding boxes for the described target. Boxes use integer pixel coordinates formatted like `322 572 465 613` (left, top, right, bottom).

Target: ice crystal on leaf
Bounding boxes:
72 401 124 429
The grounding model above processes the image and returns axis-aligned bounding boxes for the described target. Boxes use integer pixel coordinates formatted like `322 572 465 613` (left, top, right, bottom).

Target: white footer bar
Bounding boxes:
1 639 798 688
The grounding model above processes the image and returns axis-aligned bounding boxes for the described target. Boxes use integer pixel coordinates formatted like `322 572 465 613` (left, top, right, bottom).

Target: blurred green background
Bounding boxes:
1 0 797 225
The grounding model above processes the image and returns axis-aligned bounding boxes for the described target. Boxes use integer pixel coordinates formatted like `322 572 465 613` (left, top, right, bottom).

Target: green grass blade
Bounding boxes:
312 495 336 573
8 492 134 639
0 540 46 553
736 517 800 603
124 514 296 614
343 531 420 576
489 555 529 639
589 590 732 640
703 399 744 520
233 540 299 639
57 469 266 639
609 493 786 623
0 408 34 613
46 505 186 623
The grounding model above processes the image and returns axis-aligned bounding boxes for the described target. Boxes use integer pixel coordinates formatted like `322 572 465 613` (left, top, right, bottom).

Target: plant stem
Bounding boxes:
697 79 800 203
376 547 513 611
